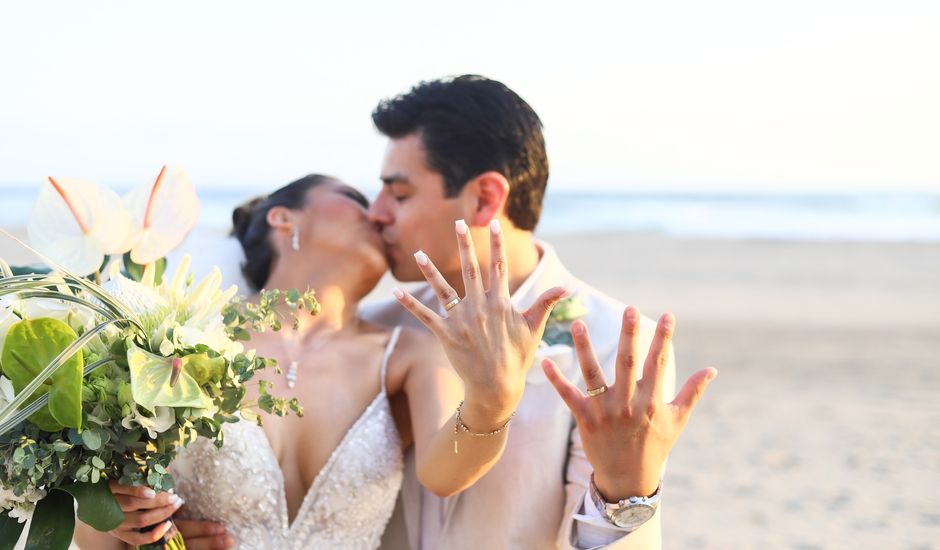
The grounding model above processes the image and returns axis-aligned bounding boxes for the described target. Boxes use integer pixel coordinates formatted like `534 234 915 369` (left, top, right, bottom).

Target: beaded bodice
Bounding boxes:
172 327 404 549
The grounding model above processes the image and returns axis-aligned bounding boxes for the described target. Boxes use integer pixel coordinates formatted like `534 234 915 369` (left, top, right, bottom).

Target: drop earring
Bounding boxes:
291 228 300 251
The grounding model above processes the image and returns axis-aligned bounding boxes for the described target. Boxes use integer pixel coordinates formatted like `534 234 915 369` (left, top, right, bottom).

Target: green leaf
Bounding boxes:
81 429 102 450
91 456 105 469
57 481 125 531
24 491 74 550
1 317 84 431
127 343 211 411
123 253 167 285
0 510 25 550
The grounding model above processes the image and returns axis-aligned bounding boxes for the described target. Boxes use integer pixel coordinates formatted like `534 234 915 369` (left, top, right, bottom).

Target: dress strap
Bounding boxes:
379 326 403 394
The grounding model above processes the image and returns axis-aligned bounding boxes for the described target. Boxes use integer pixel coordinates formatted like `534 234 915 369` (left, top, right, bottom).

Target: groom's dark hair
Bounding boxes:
372 75 549 231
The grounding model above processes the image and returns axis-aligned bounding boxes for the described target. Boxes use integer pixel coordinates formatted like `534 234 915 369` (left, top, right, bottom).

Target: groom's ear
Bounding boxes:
466 171 510 227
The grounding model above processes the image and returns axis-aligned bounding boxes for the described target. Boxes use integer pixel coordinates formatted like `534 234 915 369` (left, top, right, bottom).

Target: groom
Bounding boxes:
363 75 708 549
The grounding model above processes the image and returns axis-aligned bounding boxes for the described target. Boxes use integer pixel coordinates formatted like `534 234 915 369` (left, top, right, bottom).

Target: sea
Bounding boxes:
2 186 939 242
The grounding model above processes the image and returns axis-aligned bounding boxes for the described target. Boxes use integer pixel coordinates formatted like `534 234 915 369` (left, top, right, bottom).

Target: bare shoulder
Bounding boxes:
383 327 447 394
394 328 446 368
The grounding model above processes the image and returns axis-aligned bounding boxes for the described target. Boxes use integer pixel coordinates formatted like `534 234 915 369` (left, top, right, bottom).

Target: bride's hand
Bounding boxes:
106 482 234 549
394 219 566 425
106 482 180 546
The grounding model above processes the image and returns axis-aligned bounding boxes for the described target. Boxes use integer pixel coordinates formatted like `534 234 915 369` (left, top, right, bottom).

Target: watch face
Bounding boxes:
612 504 656 529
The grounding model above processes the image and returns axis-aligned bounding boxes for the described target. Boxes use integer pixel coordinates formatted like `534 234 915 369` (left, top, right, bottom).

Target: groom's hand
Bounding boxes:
394 219 566 426
542 307 717 500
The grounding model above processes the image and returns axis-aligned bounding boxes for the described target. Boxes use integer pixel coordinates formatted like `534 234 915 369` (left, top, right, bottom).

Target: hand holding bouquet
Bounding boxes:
0 167 314 549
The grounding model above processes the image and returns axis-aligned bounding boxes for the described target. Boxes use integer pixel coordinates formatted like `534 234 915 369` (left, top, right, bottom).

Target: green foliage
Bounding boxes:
24 489 74 550
0 274 314 546
57 481 124 531
0 511 25 550
122 253 167 285
543 295 588 347
222 288 320 335
1 318 84 431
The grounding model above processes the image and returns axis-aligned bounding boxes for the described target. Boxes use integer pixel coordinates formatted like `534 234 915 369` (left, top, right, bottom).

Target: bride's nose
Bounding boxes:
366 195 393 226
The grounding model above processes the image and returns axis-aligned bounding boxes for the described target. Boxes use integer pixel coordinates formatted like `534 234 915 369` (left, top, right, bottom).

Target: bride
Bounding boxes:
74 174 563 549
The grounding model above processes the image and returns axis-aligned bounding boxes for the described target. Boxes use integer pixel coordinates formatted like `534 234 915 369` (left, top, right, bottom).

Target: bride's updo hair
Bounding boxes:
231 174 333 292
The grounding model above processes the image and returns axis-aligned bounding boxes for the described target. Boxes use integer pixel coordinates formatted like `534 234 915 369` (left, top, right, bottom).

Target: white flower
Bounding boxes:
0 295 20 355
26 166 200 276
104 255 242 358
123 166 200 265
121 405 176 439
0 484 47 523
27 177 137 276
0 375 15 411
21 298 96 335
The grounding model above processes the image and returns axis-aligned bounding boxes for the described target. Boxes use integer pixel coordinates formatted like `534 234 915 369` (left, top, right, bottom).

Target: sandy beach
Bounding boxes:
2 228 938 549
543 234 940 550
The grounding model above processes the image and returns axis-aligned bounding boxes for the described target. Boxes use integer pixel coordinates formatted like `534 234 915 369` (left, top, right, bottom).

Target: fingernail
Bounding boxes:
662 313 675 329
167 493 180 505
392 287 404 300
173 497 185 509
455 219 468 235
167 488 175 494
490 219 501 234
414 250 429 266
143 488 157 498
571 321 585 335
707 368 718 381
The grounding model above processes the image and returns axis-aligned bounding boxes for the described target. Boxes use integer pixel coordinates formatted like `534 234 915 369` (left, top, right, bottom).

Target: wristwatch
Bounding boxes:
588 473 662 530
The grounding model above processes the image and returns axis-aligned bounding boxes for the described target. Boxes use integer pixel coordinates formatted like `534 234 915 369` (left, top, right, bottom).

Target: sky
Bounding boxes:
0 0 938 195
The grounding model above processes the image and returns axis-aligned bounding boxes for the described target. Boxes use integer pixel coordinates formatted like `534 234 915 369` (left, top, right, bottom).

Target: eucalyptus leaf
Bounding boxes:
0 510 25 550
1 317 83 431
81 429 102 450
24 490 74 550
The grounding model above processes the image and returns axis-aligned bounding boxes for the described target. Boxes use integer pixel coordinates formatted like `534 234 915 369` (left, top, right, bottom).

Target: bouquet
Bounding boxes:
0 167 314 549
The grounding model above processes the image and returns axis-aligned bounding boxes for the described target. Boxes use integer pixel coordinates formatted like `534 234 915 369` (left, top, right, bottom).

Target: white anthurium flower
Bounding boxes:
21 298 96 331
120 405 176 439
0 375 16 411
0 296 20 354
123 166 200 265
27 176 137 276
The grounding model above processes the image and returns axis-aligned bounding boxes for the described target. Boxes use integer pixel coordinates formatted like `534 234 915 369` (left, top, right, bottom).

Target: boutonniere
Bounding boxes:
541 294 588 347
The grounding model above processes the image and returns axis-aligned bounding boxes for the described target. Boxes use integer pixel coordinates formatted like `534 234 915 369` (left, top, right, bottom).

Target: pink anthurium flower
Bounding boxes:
27 177 137 276
123 165 200 265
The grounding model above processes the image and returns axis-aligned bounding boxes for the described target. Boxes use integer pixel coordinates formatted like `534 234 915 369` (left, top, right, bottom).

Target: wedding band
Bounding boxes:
443 297 461 311
586 385 608 397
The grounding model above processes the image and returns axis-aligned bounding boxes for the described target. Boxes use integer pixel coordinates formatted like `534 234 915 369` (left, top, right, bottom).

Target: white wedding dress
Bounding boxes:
171 327 404 550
